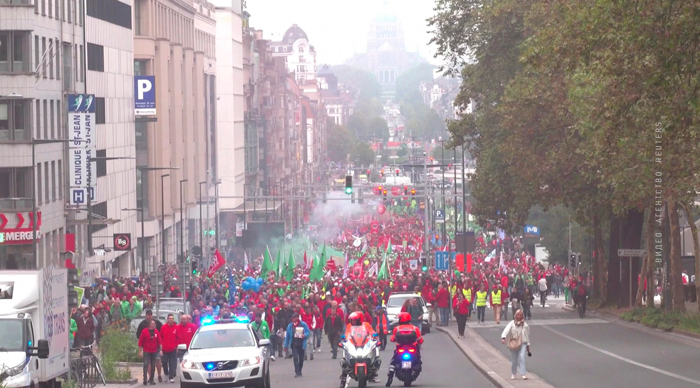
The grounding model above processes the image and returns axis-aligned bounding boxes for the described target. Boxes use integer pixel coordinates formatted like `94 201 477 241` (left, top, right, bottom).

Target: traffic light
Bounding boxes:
395 169 400 175
203 229 215 236
569 254 577 269
403 186 408 195
422 266 428 271
366 169 371 175
382 189 388 198
380 170 384 178
345 175 353 195
67 268 79 309
192 260 198 274
411 188 416 196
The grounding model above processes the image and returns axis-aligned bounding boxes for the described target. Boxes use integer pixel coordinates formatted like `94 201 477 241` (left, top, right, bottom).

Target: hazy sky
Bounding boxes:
245 0 440 66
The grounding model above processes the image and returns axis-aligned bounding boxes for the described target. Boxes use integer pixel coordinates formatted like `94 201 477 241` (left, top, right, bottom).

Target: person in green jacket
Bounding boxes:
69 318 77 348
250 313 272 360
120 296 143 320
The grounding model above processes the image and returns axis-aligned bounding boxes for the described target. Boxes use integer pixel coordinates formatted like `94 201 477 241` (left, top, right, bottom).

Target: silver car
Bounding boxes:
178 321 270 388
386 292 431 333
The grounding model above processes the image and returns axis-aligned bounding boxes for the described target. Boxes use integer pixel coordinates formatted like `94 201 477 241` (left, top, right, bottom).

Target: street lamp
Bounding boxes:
161 173 171 264
179 179 188 263
199 181 207 258
135 166 178 272
438 136 446 245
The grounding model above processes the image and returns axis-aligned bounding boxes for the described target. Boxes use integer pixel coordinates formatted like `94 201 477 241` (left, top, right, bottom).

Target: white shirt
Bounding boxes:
538 278 548 292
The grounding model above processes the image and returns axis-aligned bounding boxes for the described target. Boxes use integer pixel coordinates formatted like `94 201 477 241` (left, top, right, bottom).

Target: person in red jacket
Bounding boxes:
453 293 470 338
434 284 451 326
138 320 162 385
160 314 179 382
422 281 436 327
176 315 197 359
301 308 315 360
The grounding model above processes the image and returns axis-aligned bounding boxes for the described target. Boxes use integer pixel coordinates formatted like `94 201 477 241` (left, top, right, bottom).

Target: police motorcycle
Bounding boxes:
339 316 382 388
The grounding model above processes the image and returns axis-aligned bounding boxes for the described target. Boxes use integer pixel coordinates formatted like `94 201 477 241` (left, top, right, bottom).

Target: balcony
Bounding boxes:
0 198 32 211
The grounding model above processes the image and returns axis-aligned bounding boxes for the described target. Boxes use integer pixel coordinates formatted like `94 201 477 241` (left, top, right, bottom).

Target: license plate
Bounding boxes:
208 371 234 379
401 361 412 368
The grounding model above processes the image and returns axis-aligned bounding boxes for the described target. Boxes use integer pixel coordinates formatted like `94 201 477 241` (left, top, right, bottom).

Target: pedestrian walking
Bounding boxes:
324 308 344 359
138 320 162 385
501 310 530 381
160 314 179 383
373 306 389 351
284 313 310 377
476 285 487 324
521 288 534 320
537 277 548 307
563 275 571 304
490 285 503 324
453 293 470 338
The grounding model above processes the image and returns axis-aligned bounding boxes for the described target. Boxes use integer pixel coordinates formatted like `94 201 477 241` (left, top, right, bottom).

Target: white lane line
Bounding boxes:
543 325 700 386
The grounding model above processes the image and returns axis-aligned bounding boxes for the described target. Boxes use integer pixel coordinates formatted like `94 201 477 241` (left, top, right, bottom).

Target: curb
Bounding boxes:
436 326 511 388
105 379 138 385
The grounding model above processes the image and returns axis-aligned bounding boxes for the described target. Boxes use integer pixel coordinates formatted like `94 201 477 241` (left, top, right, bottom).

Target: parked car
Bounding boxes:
385 292 431 333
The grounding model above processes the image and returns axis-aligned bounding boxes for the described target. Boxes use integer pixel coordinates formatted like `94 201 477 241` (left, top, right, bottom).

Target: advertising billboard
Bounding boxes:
135 76 156 115
67 94 97 205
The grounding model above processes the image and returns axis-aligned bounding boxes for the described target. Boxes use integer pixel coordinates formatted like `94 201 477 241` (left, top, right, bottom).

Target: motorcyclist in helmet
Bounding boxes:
340 312 380 387
386 312 423 387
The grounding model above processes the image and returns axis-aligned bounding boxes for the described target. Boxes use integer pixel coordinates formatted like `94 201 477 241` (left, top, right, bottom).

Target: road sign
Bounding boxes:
435 209 445 224
435 251 450 270
391 186 401 196
113 233 131 251
617 249 645 257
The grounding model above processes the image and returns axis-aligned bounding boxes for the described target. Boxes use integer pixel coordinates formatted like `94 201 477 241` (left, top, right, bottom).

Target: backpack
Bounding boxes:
578 285 586 297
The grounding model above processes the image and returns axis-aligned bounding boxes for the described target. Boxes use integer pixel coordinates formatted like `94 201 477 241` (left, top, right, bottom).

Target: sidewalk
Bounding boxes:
436 323 555 388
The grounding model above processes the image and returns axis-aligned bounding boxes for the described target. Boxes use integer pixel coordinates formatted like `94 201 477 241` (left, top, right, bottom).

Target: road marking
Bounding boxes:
543 325 700 386
468 318 608 329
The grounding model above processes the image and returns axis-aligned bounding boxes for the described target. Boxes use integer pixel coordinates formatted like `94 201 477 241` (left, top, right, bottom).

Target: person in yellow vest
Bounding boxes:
476 284 488 324
462 287 472 319
490 284 503 324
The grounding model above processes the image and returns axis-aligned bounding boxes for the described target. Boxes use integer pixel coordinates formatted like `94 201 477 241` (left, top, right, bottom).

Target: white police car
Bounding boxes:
178 319 270 388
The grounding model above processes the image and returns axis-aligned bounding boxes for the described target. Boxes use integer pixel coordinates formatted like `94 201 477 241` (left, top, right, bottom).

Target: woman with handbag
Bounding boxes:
500 309 530 380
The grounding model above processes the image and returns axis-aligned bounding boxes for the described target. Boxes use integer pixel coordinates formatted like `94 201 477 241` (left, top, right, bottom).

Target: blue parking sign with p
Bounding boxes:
134 76 156 115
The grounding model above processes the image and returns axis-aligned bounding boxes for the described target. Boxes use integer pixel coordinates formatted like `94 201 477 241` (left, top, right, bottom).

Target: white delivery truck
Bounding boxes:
0 268 69 388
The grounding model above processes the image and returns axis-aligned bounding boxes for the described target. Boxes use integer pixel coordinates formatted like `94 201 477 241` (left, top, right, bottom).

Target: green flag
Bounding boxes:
285 249 296 281
272 250 282 279
377 240 392 281
310 256 323 282
261 246 273 276
319 244 328 266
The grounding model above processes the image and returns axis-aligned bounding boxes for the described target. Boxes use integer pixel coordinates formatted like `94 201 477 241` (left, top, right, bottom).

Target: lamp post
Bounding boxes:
214 180 221 250
438 137 446 245
133 166 178 273
199 181 206 258
179 179 188 263
161 174 171 264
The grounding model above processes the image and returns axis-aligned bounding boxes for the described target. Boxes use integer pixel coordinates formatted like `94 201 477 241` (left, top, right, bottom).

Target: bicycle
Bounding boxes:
573 296 585 319
77 342 107 386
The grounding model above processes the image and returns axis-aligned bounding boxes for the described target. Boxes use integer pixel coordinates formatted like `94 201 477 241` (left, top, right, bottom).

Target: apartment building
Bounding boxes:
0 0 86 270
133 0 217 270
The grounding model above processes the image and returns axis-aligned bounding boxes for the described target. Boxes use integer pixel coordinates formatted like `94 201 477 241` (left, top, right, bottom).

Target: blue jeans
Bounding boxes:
313 328 322 348
292 347 304 375
510 345 528 376
411 320 422 333
438 307 450 326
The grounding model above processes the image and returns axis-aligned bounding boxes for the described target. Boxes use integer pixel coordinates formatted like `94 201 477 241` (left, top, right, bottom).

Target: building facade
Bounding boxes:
133 0 217 271
269 24 317 84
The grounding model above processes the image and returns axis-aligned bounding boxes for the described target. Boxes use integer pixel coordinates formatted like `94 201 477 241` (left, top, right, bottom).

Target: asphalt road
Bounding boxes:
269 329 495 388
473 295 700 388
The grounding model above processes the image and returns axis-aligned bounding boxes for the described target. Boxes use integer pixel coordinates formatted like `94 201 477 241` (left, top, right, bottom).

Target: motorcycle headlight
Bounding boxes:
181 359 199 370
240 356 261 367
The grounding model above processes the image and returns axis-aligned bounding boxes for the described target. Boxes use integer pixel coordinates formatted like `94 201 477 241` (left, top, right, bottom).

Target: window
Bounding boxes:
36 163 42 205
87 43 104 72
86 0 131 29
95 149 106 177
42 100 47 138
60 0 64 20
0 100 31 141
41 37 46 78
134 0 142 35
89 201 108 234
95 97 105 124
44 162 49 202
57 99 62 138
66 0 70 22
34 100 40 139
57 160 63 199
79 44 84 81
0 168 32 207
135 120 148 151
55 39 60 79
134 59 148 76
50 161 56 201
41 0 44 14
48 42 53 78
48 0 52 17
0 31 30 73
49 100 54 138
34 35 39 74
62 42 72 90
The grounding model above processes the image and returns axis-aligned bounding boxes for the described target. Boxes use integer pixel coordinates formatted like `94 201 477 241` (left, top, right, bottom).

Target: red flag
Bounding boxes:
207 249 226 277
303 251 308 271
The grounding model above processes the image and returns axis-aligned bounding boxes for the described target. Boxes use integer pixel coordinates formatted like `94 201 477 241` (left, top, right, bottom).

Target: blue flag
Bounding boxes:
228 268 237 305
